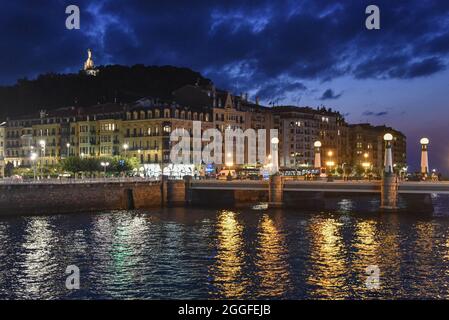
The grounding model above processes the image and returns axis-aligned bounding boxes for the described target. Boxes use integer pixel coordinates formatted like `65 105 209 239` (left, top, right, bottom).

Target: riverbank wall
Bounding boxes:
0 182 161 216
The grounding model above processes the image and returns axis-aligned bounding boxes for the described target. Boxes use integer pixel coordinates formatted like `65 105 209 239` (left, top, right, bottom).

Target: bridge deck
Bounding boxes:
190 180 449 194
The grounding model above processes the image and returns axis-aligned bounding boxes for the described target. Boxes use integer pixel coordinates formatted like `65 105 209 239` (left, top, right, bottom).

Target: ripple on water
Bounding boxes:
1 207 449 299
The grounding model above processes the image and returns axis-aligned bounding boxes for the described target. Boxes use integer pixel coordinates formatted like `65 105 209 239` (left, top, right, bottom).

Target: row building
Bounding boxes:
1 88 406 176
0 50 406 176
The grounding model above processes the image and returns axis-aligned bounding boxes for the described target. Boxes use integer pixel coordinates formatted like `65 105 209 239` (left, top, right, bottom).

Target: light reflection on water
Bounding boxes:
210 210 248 298
1 207 449 299
307 218 348 299
255 213 291 298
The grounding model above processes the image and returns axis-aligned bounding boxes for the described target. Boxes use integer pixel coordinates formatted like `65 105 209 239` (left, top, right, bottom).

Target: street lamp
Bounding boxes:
123 143 129 157
30 152 38 180
271 137 279 174
326 150 334 175
362 152 370 179
66 143 71 157
39 140 46 177
291 152 300 176
326 161 335 169
314 141 322 170
420 137 430 176
101 162 110 177
383 133 394 174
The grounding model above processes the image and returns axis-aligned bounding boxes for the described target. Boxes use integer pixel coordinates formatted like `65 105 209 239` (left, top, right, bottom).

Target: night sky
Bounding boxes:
1 0 448 173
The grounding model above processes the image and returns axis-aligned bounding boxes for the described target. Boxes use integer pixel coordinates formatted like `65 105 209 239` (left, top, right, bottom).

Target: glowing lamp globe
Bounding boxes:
383 133 393 141
420 138 429 145
314 141 322 148
271 137 280 144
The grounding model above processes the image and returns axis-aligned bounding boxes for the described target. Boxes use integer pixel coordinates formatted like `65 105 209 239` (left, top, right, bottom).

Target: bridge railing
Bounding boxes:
0 177 161 185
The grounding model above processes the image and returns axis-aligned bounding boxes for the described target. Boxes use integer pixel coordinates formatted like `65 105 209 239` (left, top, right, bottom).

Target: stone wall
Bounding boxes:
189 189 267 207
0 182 161 216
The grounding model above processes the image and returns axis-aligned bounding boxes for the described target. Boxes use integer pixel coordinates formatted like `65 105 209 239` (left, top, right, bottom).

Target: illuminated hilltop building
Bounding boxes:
83 48 99 76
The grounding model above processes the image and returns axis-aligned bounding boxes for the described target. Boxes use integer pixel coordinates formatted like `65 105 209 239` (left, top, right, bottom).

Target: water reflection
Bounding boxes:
412 222 437 297
255 214 291 298
307 218 348 299
17 217 58 299
210 210 248 298
1 208 449 299
353 219 379 296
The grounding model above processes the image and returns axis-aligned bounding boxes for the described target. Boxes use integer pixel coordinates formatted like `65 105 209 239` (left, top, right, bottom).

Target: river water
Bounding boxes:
1 204 449 299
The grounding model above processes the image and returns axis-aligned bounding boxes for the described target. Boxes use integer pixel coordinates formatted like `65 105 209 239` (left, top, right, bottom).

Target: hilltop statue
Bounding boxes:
84 49 94 70
83 49 98 76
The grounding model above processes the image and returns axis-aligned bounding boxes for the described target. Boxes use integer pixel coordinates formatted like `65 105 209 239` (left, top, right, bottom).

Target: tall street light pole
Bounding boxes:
39 140 46 178
420 137 430 179
101 162 110 177
66 143 71 157
271 137 280 175
30 152 37 180
123 143 129 157
314 141 322 173
383 133 394 175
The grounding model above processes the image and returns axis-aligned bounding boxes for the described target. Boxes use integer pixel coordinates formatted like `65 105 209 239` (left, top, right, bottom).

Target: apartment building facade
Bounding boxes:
349 123 407 172
270 106 350 169
1 88 406 175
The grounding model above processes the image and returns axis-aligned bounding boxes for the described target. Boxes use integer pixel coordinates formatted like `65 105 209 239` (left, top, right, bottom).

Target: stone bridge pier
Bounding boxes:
161 176 188 207
269 175 284 208
381 174 399 210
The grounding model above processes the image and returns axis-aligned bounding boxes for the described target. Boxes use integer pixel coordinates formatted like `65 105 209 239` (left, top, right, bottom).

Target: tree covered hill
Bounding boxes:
0 64 212 119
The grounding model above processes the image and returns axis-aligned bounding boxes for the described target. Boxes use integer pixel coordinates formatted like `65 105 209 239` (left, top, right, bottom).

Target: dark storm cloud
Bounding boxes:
354 55 445 79
320 89 342 100
1 0 449 92
363 110 389 117
256 80 307 101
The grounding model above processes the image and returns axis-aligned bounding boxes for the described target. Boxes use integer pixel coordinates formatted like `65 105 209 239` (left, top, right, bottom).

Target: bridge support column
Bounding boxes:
184 176 192 206
381 174 398 210
269 175 284 208
162 177 186 207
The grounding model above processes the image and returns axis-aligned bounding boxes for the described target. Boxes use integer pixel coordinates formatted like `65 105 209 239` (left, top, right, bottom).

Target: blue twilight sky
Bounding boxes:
0 0 448 173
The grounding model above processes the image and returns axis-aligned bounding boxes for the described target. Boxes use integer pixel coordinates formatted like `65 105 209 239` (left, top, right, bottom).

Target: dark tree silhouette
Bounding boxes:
0 64 212 118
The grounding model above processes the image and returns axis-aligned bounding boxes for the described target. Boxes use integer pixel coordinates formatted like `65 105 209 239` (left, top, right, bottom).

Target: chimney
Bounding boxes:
256 96 260 105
